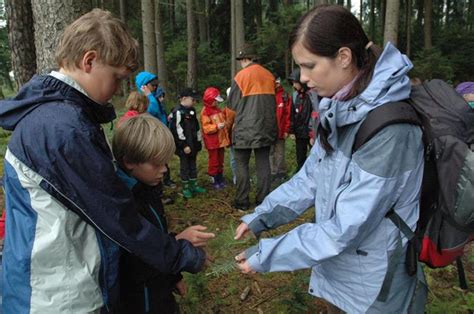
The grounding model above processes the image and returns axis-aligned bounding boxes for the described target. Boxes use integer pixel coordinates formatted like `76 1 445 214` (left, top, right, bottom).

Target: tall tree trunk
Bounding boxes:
360 0 363 23
446 0 451 25
31 0 91 74
347 0 352 10
383 0 400 46
169 0 176 34
235 0 244 72
231 0 236 78
406 0 412 56
254 0 262 33
119 0 129 96
141 0 157 73
5 0 36 88
119 0 126 22
196 0 208 45
155 0 168 92
423 0 432 49
468 0 473 31
186 0 198 89
205 0 210 44
380 0 386 39
370 0 376 40
337 0 344 5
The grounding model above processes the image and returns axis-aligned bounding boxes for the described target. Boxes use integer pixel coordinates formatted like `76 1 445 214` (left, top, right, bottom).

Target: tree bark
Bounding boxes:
119 0 126 22
155 0 168 92
168 0 176 34
235 0 244 71
186 0 198 89
406 0 412 56
254 0 262 33
196 0 208 45
423 0 432 49
380 0 386 39
141 0 157 73
370 0 376 40
231 0 236 78
119 0 129 96
31 0 91 74
5 0 36 87
383 0 400 46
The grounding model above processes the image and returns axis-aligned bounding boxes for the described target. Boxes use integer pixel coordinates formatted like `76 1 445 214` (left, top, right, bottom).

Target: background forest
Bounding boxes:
0 0 473 313
2 0 474 101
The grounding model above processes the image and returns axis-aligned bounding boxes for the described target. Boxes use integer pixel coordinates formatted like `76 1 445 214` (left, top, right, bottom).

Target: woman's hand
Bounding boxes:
176 225 215 247
235 251 256 274
183 146 191 154
234 223 250 240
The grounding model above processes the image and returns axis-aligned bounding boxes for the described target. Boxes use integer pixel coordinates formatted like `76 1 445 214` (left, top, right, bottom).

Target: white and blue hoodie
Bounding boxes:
0 73 204 313
241 44 427 312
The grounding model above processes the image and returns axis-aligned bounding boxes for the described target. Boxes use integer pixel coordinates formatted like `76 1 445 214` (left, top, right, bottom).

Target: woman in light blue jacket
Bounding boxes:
234 5 427 313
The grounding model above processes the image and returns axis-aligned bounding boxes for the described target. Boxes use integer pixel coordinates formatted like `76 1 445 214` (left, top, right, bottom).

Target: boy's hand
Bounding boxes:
217 122 225 129
289 134 296 140
234 222 251 240
141 85 151 96
174 280 187 296
175 225 215 247
183 146 191 154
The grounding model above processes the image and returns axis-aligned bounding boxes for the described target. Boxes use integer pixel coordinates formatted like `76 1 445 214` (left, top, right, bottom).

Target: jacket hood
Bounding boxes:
154 87 165 98
135 71 157 92
318 43 413 146
0 75 116 131
203 87 223 107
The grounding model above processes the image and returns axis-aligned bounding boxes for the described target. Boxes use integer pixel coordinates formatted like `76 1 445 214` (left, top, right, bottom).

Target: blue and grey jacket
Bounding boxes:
0 74 204 313
241 43 426 312
135 71 168 125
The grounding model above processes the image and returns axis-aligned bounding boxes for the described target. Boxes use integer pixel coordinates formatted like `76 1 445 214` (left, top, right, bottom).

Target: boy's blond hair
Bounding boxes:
56 9 139 71
125 91 148 113
113 114 175 169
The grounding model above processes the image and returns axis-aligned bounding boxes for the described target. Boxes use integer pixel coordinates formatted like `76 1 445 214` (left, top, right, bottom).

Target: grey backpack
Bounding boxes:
354 79 474 286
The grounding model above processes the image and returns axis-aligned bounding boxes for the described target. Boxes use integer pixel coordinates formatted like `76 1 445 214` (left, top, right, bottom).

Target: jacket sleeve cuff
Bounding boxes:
245 244 265 273
241 213 268 237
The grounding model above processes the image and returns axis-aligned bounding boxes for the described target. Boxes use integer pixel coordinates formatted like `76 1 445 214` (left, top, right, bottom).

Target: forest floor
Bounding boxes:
163 147 474 313
0 101 472 313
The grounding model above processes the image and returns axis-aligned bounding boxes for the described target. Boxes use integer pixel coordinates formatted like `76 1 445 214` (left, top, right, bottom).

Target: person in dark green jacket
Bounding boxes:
228 44 278 210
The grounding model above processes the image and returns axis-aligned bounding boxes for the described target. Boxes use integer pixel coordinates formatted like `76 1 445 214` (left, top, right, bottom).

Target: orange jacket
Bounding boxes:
200 106 231 150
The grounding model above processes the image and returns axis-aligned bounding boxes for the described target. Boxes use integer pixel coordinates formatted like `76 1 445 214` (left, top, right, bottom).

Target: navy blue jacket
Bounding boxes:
0 75 205 312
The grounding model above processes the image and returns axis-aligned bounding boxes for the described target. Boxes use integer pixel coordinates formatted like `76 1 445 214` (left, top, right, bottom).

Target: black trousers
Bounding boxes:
234 146 271 205
179 154 197 181
295 137 310 172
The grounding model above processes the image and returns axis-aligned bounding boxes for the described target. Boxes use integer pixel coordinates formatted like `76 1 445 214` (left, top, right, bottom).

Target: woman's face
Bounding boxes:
292 41 356 98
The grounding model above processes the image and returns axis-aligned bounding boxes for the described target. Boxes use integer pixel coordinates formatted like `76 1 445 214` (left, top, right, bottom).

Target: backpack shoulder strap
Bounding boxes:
353 101 421 152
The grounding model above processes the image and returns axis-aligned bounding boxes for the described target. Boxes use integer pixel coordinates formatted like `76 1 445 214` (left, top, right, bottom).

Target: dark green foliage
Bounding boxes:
410 48 454 81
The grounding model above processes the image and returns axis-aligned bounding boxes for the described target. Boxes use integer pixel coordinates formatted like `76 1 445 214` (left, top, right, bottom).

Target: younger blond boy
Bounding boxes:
0 9 207 313
113 114 214 313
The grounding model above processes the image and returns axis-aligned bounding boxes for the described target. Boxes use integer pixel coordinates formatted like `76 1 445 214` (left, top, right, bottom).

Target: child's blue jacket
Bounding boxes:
0 75 204 313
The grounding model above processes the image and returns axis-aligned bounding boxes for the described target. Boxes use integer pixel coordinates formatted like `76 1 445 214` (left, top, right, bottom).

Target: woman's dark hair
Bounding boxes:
289 5 382 152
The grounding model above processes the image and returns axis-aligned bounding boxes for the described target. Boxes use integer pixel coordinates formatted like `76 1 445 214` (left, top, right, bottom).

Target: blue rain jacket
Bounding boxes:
135 71 168 125
0 74 204 313
241 43 425 312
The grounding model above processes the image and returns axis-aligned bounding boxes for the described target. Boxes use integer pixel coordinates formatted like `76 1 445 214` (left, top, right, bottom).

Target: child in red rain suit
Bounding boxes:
200 87 231 189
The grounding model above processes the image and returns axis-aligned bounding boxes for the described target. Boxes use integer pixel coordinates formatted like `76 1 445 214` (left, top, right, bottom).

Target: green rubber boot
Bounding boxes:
182 181 193 199
190 178 207 194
